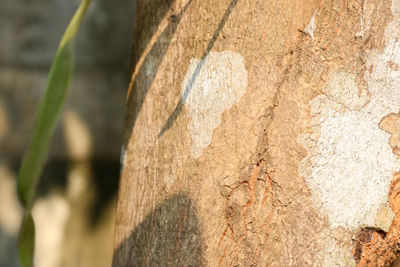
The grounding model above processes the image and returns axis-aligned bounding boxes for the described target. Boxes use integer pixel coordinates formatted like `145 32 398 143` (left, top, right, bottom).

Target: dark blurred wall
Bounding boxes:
0 0 136 266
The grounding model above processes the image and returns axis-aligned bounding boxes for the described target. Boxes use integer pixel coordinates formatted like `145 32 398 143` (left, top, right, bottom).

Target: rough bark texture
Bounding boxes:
114 0 400 266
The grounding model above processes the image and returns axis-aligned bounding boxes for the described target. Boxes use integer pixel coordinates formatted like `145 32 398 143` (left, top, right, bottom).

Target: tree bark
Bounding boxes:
113 0 400 266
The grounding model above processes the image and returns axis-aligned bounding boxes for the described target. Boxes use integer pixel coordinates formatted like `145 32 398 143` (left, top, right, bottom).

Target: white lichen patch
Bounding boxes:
355 0 371 38
299 2 400 230
304 9 318 39
300 108 399 229
322 70 369 110
182 51 248 158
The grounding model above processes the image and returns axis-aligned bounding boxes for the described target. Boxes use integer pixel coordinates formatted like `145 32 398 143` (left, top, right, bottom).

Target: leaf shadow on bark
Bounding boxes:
124 0 240 145
112 194 204 267
128 0 177 75
158 0 239 138
124 0 194 148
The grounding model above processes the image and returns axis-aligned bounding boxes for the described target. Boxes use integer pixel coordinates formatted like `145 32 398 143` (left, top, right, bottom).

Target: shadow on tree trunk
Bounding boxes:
158 0 239 137
112 194 204 267
124 0 240 144
124 0 194 148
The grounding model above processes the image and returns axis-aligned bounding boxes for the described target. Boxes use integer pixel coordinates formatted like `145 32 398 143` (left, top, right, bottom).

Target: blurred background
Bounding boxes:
0 0 136 266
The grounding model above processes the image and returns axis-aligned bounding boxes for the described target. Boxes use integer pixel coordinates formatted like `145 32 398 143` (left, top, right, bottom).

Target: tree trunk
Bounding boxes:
113 0 400 266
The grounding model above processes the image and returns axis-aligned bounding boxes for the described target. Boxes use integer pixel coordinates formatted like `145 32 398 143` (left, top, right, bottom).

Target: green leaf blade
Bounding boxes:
16 0 91 266
18 213 35 267
17 41 74 208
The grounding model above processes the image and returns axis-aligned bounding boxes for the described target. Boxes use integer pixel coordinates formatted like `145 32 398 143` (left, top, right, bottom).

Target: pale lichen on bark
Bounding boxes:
299 0 400 265
182 51 248 158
